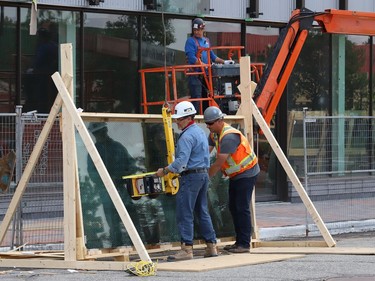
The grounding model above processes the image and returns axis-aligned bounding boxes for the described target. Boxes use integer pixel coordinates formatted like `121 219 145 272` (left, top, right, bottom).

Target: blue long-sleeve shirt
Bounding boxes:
168 123 209 173
185 36 218 65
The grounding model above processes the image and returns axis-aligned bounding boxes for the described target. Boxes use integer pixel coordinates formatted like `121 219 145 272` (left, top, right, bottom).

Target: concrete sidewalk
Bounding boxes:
254 197 375 240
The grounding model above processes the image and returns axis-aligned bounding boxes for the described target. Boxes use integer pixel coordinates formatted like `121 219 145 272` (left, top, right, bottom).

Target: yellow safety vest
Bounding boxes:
211 124 257 178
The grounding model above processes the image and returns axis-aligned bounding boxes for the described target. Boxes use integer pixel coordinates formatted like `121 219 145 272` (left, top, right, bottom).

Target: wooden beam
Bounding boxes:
51 72 151 262
237 56 259 240
61 43 77 262
248 94 336 247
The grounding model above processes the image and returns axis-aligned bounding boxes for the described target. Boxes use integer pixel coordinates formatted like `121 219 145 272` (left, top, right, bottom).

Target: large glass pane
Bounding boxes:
373 38 375 116
152 0 210 15
83 13 138 113
246 26 280 200
344 35 370 115
79 120 240 248
138 15 181 114
288 31 330 178
139 17 244 115
21 8 59 113
0 7 17 112
20 8 78 113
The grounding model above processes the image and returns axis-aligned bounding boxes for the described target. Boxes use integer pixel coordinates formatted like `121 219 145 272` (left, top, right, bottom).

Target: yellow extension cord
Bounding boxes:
125 260 157 277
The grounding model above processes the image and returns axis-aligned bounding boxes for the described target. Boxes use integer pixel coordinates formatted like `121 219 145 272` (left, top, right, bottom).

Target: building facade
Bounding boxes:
0 0 374 204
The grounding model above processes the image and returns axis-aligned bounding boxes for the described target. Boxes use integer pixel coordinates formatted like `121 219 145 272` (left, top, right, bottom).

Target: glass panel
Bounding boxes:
287 31 330 178
21 8 59 113
345 35 370 115
246 26 280 200
139 17 243 115
155 0 210 15
20 8 78 113
0 7 17 112
78 120 237 248
83 13 138 113
373 38 375 116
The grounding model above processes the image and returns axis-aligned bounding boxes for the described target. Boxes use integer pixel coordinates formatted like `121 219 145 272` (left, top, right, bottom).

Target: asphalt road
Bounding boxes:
1 232 374 281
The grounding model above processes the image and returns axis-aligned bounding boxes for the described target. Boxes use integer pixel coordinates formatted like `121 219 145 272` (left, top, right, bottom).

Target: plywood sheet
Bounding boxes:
251 247 375 255
157 253 304 272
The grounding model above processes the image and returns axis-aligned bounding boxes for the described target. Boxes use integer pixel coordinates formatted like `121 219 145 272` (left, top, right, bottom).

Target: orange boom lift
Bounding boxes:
253 8 375 126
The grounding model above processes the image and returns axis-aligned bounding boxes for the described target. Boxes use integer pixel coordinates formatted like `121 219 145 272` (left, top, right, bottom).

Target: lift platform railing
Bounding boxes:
139 46 264 114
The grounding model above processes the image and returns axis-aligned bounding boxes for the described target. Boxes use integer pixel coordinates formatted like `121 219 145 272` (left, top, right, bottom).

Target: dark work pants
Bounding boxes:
188 76 208 113
228 175 257 248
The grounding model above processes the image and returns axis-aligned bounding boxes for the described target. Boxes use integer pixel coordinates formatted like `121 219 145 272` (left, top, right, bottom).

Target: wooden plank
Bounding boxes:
80 112 246 123
252 240 329 248
237 57 259 240
0 259 131 271
157 253 304 272
51 72 151 263
0 95 63 244
248 96 336 247
237 56 253 143
251 247 375 255
61 43 77 262
84 252 130 260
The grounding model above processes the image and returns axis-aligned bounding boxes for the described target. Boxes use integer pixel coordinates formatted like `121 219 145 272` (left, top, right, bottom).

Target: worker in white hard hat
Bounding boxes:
204 106 260 253
155 101 218 261
185 18 234 112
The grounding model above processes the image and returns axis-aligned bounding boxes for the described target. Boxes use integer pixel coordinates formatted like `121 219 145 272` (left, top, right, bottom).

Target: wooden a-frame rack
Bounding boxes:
0 44 335 271
0 44 150 270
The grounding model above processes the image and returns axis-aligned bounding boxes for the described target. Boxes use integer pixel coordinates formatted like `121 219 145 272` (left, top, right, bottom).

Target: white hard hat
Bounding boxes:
172 101 197 119
192 18 205 29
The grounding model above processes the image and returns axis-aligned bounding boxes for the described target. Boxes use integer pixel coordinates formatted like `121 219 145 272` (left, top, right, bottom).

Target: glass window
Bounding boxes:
246 25 280 200
344 35 370 115
79 119 240 248
83 13 138 113
287 31 330 178
20 8 79 113
0 7 17 112
373 38 375 116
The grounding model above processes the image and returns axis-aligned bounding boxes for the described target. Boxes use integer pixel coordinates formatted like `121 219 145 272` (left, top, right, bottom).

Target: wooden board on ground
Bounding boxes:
251 247 375 255
157 253 304 272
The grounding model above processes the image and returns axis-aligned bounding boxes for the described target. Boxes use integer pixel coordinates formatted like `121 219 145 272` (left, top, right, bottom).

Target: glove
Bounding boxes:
224 60 235 65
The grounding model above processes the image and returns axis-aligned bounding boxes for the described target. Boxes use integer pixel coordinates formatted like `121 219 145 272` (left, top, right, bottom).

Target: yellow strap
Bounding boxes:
125 260 157 276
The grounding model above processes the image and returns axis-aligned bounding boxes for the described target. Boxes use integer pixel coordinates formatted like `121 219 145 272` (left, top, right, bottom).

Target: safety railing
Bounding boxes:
139 46 264 114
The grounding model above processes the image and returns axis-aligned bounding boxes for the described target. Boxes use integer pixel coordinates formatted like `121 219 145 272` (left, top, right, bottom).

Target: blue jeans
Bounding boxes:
228 175 257 248
176 172 216 245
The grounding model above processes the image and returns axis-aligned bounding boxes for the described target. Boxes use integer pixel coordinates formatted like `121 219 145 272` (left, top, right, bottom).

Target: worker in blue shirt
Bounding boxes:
185 18 233 112
156 101 217 261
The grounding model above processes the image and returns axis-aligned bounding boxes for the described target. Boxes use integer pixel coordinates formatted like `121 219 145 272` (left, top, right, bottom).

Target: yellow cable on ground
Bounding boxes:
125 260 157 276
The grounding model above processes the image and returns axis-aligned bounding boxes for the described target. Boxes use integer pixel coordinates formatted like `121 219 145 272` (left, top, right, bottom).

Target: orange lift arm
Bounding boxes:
253 8 375 127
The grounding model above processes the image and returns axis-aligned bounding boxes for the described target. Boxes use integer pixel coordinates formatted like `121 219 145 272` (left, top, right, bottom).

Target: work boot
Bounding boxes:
204 242 218 258
223 243 237 251
227 245 250 253
167 243 193 261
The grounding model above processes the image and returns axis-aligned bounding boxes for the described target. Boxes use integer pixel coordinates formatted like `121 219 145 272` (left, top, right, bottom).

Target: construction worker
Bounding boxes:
204 106 259 253
156 101 218 261
185 18 233 112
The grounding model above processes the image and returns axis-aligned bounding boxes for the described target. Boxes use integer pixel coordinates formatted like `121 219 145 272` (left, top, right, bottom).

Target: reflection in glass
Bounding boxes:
78 121 236 248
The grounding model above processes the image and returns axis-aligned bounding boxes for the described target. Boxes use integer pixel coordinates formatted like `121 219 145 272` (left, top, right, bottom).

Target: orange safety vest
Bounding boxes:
210 123 258 178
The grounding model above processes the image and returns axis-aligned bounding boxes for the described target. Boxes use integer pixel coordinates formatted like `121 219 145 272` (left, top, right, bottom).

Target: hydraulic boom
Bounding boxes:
253 8 375 126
